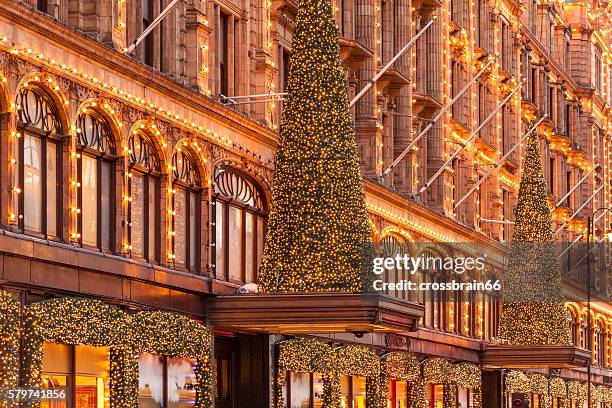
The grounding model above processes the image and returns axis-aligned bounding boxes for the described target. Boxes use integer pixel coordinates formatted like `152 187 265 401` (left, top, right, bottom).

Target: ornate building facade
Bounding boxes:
0 0 610 406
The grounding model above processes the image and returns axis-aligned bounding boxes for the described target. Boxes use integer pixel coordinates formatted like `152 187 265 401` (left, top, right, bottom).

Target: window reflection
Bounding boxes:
24 134 42 232
289 372 311 408
138 353 164 408
81 155 98 246
41 342 110 408
167 357 196 408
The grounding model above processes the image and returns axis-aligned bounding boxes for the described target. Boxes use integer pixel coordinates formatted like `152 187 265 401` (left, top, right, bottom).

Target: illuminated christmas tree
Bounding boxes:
498 133 572 345
257 0 374 292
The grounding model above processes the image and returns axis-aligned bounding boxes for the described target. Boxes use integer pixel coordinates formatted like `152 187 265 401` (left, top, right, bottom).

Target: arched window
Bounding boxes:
172 148 201 271
128 132 161 262
77 110 116 250
568 307 579 346
17 87 62 238
213 167 267 284
379 234 407 301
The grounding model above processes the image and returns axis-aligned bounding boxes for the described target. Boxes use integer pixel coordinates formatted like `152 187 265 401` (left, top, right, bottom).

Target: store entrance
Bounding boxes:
214 333 269 408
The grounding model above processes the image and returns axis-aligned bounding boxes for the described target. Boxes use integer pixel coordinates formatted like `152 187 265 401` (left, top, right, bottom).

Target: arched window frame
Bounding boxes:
16 86 63 239
128 131 161 262
378 234 408 301
171 148 202 272
76 109 117 251
212 167 267 284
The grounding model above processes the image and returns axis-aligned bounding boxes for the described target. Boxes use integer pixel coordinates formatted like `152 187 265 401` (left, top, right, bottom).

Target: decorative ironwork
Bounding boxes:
214 168 264 209
172 149 201 186
129 132 160 172
17 87 60 133
77 111 115 154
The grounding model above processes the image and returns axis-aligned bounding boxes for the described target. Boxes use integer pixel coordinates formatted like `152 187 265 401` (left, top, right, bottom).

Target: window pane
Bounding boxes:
313 373 323 408
174 188 186 265
397 381 408 408
189 192 197 270
41 375 67 408
167 357 197 408
257 216 265 266
46 142 57 236
458 387 468 408
82 155 98 246
148 178 156 261
215 202 224 279
228 206 242 281
75 345 110 408
340 375 350 408
41 342 69 408
245 212 254 283
138 353 164 408
100 161 111 249
131 173 145 257
289 372 311 408
353 376 366 408
24 134 42 232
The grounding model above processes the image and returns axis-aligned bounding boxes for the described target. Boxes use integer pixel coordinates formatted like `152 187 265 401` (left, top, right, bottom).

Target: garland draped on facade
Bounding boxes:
275 339 485 408
503 372 612 408
0 291 20 408
18 297 213 408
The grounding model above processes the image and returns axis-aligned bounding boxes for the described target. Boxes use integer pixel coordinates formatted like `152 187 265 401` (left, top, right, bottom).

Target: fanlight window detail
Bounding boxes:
379 235 405 257
17 88 60 133
173 149 201 186
213 167 267 284
214 168 264 209
129 132 160 172
77 111 115 154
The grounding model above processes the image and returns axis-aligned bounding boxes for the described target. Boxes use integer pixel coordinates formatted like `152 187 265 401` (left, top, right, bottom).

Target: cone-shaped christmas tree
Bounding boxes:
257 0 374 292
498 132 572 345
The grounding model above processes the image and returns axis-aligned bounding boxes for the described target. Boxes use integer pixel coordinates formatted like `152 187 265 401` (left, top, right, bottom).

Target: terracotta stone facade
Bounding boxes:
0 0 610 406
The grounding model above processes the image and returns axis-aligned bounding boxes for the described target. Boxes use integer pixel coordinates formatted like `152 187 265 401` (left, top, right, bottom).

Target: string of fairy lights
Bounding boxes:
12 295 214 408
0 67 268 258
275 338 485 408
498 132 573 346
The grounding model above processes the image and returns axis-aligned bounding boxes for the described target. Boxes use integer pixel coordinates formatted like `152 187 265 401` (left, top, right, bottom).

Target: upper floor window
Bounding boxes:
17 86 62 239
77 110 116 250
172 148 202 271
129 132 161 262
594 45 603 93
379 234 408 301
213 167 267 284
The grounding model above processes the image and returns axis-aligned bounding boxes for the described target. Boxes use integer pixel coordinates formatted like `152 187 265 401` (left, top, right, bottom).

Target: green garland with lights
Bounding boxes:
257 0 374 293
498 133 572 345
0 290 20 408
452 363 482 408
380 353 420 408
132 311 214 408
422 358 455 408
276 341 487 408
22 297 130 408
275 338 337 408
530 374 551 408
549 377 568 408
21 297 213 408
504 371 531 395
336 345 381 408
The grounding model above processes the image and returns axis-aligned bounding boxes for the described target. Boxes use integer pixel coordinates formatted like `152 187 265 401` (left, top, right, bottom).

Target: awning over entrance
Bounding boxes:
480 344 592 368
209 293 424 334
